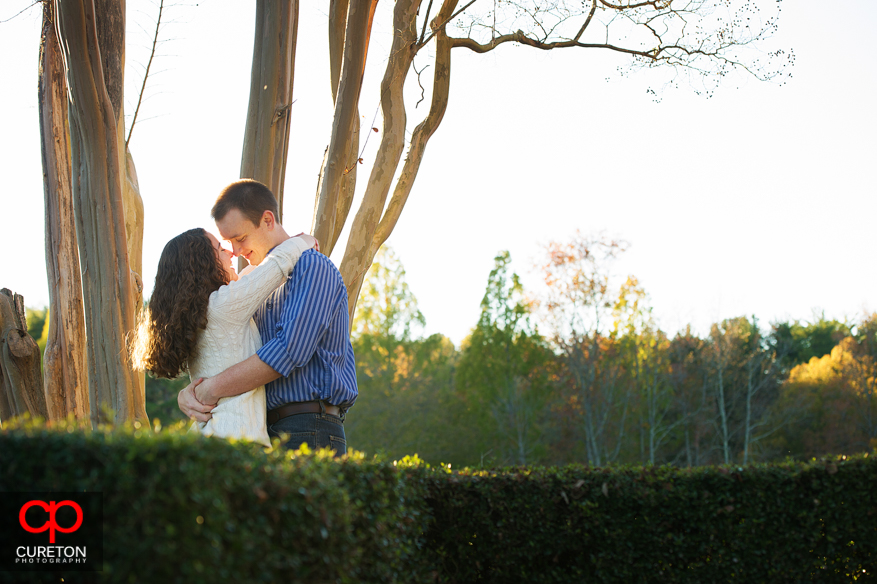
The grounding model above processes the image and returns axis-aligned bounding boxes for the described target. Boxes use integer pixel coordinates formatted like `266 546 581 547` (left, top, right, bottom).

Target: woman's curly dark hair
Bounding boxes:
134 228 230 379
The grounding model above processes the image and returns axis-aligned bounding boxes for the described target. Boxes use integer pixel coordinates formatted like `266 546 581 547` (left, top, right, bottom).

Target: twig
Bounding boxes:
126 0 164 149
0 0 40 25
343 101 383 175
414 63 430 108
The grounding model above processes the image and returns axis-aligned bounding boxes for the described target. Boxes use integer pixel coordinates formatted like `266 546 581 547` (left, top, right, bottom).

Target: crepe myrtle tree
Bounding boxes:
34 0 148 425
289 0 793 322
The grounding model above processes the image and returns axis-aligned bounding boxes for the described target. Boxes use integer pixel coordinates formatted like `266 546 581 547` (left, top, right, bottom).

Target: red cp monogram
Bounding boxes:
19 500 83 543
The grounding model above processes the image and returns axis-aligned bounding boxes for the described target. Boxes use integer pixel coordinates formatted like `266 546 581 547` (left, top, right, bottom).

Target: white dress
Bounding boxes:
187 236 310 446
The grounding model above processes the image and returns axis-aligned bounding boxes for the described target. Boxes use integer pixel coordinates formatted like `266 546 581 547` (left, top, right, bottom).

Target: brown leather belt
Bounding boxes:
267 401 340 425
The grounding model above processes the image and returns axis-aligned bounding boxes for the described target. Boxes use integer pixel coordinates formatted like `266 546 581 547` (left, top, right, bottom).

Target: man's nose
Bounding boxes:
231 243 241 256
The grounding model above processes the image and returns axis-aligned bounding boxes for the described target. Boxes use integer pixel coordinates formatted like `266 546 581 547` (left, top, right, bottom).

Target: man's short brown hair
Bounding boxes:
212 179 279 226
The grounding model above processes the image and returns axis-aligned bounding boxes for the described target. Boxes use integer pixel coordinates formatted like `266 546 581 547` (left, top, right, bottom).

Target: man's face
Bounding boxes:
215 208 274 267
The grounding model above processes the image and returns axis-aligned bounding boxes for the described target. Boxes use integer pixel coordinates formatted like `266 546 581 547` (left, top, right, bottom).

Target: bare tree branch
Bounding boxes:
414 62 430 108
418 0 436 45
452 31 659 58
574 0 598 41
420 0 478 47
0 0 40 24
126 0 164 148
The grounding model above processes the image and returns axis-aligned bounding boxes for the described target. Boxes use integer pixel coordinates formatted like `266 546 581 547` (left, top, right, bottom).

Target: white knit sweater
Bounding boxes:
187 236 310 446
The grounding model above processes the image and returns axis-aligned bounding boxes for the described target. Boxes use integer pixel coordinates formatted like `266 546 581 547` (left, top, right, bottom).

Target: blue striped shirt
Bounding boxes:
254 248 358 411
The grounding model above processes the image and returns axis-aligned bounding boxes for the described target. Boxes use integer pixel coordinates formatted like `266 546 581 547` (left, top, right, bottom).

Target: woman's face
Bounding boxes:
207 232 238 282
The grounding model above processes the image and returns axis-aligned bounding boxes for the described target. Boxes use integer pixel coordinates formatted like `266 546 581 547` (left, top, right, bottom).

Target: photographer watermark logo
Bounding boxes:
17 500 86 564
1 492 102 572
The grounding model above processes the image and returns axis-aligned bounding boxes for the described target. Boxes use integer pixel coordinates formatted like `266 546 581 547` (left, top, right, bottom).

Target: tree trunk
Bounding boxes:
743 367 753 465
338 0 420 314
0 290 48 425
237 0 298 272
324 0 362 251
312 0 378 257
311 0 376 257
120 135 146 407
241 0 298 217
716 366 730 464
339 0 455 321
55 0 147 425
40 0 89 421
118 128 144 297
110 0 146 406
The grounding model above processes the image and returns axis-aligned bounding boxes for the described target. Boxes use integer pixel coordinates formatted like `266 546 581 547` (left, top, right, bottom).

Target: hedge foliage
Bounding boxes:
1 419 874 583
0 419 430 584
422 462 875 583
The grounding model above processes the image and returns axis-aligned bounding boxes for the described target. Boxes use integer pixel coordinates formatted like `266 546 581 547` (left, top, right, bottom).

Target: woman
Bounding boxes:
135 228 314 445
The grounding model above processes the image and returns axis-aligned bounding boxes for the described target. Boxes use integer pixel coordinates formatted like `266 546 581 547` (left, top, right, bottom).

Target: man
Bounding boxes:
178 179 357 454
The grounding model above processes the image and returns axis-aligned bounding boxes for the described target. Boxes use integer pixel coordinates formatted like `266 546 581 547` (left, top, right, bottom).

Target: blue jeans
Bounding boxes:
267 412 347 456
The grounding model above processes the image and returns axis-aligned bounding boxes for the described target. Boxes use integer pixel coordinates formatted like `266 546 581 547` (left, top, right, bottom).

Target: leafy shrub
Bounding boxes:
1 419 874 583
420 459 876 582
0 419 430 584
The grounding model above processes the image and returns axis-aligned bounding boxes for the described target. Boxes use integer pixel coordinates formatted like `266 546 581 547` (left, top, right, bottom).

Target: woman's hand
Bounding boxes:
294 233 319 252
178 378 215 423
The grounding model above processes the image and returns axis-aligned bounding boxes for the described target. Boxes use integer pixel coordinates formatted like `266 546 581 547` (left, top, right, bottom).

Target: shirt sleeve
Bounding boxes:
256 251 343 377
207 236 311 327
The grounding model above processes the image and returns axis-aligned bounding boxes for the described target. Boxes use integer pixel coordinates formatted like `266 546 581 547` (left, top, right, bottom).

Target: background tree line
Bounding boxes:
28 231 871 468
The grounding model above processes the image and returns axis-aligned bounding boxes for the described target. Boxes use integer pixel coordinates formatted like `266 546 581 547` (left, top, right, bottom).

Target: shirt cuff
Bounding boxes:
257 339 295 378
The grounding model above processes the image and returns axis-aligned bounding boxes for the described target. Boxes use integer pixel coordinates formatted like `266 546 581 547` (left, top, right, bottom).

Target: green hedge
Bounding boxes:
422 462 875 582
1 419 874 583
0 419 431 584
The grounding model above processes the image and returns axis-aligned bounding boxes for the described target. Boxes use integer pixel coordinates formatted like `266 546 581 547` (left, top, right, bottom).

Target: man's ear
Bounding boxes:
262 210 276 230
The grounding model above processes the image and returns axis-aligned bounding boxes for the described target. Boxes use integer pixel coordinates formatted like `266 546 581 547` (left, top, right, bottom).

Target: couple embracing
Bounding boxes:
137 179 357 454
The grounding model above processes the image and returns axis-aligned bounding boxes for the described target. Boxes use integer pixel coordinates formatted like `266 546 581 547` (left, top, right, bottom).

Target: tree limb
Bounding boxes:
418 0 435 45
419 0 477 47
339 0 423 320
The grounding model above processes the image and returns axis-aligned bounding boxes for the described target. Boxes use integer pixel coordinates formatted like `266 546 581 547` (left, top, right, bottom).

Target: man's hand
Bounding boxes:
194 376 219 407
178 378 215 423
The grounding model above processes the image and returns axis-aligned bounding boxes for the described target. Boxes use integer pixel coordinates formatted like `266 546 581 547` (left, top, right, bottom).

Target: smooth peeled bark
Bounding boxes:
241 0 298 217
40 1 89 421
106 0 146 403
328 0 349 102
312 0 378 257
340 0 456 322
339 0 421 316
0 290 48 425
325 0 362 249
372 0 454 249
118 127 144 286
313 0 367 250
56 0 147 425
116 116 145 403
238 0 298 272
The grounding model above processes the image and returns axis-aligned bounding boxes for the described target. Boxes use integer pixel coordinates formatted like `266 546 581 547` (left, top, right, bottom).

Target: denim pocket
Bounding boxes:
319 413 345 427
328 434 347 455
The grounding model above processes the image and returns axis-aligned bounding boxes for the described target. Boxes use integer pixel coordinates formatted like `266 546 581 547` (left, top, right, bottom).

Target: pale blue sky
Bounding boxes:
1 0 875 345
